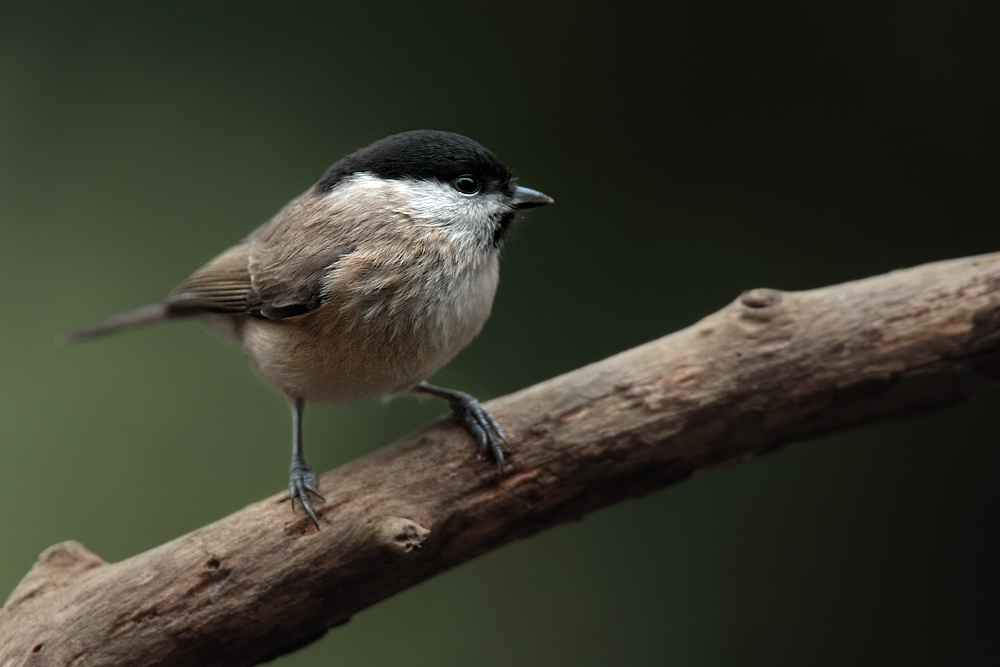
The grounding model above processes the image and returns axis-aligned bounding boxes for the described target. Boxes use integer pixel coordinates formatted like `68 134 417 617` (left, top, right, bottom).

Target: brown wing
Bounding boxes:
167 243 257 314
244 194 355 319
168 194 353 320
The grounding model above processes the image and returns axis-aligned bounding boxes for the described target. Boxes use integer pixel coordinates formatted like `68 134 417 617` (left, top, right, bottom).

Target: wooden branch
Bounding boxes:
4 252 1000 666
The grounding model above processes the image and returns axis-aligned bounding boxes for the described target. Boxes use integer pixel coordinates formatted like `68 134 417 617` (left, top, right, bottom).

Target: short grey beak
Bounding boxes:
512 185 554 210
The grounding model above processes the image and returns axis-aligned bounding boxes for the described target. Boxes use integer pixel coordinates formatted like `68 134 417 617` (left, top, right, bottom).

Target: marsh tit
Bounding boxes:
65 130 554 528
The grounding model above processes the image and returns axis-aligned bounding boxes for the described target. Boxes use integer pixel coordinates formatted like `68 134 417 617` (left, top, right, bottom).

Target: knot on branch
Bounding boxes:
374 517 430 555
740 288 783 309
2 541 106 613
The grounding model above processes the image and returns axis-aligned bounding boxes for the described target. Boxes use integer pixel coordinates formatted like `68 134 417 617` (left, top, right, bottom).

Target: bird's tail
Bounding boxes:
60 302 174 343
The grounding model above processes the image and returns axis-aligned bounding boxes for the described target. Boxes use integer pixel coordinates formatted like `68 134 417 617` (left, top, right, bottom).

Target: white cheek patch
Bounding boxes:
326 174 509 251
399 180 509 250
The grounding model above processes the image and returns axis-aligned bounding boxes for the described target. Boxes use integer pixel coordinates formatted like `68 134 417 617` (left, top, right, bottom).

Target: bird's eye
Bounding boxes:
454 175 479 195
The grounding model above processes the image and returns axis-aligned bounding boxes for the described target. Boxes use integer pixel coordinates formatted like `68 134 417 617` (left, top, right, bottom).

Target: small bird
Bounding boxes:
65 130 553 528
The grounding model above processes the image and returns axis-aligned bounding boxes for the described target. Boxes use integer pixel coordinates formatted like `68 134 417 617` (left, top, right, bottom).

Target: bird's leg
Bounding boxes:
287 396 324 528
414 381 509 472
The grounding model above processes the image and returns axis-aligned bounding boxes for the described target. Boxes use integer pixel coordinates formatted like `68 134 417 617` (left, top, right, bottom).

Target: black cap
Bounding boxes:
316 130 513 194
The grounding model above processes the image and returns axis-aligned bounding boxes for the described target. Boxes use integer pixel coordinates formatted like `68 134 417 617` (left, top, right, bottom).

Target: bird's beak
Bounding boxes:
512 186 554 210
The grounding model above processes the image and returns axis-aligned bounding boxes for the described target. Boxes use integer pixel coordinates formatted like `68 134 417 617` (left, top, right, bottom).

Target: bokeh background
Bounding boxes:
1 2 998 664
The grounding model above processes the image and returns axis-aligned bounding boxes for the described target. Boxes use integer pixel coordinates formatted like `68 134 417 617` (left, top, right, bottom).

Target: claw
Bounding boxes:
289 456 324 529
413 382 510 473
449 395 507 473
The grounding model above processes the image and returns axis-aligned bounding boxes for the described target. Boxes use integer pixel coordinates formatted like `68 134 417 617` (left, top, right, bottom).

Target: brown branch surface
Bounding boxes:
3 253 1000 666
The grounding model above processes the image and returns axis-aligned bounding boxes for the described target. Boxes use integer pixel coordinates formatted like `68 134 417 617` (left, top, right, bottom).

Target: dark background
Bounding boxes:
1 2 998 664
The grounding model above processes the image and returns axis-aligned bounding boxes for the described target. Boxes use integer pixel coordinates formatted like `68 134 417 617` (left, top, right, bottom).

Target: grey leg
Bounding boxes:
287 397 324 528
414 382 509 472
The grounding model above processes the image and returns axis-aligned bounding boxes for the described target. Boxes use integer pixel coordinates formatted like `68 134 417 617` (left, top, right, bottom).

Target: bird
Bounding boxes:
64 129 554 529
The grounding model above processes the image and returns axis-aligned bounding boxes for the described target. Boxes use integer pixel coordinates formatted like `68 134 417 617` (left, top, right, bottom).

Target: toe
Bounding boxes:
304 479 325 501
289 462 324 529
300 497 320 529
295 480 321 529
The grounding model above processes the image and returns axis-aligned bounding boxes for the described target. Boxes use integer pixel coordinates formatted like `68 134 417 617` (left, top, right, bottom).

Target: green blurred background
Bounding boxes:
1 1 998 664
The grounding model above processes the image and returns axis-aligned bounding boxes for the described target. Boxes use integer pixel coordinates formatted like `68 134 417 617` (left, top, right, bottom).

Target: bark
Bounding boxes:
3 252 1000 666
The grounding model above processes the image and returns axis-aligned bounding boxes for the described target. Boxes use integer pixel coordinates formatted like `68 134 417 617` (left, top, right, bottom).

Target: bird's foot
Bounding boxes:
413 382 510 472
289 455 325 529
447 391 509 472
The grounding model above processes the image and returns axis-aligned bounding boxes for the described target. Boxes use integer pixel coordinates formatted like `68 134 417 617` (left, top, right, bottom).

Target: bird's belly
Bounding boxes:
238 262 498 403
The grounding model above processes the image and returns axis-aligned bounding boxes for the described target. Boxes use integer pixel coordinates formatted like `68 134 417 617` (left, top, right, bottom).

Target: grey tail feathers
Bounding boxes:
60 303 175 343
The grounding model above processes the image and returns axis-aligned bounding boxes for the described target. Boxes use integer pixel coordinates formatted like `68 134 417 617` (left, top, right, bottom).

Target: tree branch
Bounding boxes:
3 252 1000 666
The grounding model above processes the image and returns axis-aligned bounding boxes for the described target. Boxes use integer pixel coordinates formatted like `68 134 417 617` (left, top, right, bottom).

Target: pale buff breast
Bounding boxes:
238 256 499 403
